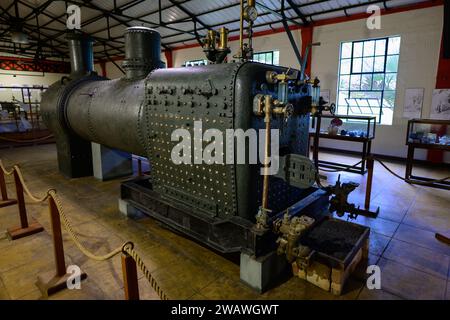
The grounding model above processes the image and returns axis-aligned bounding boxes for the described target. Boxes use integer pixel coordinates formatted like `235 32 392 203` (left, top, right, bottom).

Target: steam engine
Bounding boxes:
41 27 329 256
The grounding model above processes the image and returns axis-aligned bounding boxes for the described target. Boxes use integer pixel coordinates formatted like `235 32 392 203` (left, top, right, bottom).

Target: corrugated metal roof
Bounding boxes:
0 0 436 59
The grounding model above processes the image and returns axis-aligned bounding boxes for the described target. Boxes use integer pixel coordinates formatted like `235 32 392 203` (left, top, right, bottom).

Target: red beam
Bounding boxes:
301 25 313 78
99 61 107 77
164 49 173 68
0 56 70 73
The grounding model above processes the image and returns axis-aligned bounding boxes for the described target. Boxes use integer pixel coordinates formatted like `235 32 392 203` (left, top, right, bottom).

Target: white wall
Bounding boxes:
311 6 444 160
171 6 445 161
0 70 66 101
94 52 168 80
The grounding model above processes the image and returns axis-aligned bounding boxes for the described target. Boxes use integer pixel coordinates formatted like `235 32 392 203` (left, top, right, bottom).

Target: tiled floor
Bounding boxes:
0 144 448 300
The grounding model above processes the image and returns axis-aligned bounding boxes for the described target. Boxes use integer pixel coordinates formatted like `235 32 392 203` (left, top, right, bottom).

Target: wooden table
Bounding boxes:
309 114 376 175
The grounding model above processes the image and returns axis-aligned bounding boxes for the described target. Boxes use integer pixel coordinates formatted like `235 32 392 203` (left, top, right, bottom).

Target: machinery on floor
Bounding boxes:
41 4 369 293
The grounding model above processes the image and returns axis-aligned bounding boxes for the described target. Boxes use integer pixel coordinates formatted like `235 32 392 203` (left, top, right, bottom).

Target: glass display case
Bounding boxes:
309 114 377 174
406 118 450 148
405 118 450 190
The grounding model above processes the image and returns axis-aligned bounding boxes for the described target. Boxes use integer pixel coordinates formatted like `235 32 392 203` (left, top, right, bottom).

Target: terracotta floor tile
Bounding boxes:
383 238 449 279
357 287 403 300
1 145 449 300
377 258 446 300
368 231 391 256
200 276 258 300
393 224 450 257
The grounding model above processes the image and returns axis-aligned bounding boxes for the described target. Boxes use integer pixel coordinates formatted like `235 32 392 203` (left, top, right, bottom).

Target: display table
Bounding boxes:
405 118 450 190
309 114 376 175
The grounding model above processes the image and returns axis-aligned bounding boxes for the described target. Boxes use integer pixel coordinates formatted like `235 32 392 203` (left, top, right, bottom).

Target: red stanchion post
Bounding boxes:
361 155 380 218
36 195 86 296
137 158 143 177
0 167 17 208
121 252 140 300
364 156 374 210
6 168 43 240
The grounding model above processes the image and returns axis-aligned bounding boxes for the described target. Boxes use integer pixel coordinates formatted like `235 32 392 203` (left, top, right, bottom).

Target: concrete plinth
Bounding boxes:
118 198 142 219
92 143 132 181
240 251 289 293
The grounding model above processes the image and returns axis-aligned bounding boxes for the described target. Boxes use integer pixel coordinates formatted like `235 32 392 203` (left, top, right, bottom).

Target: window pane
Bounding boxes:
339 75 350 90
273 51 280 65
363 40 375 57
388 37 401 54
350 74 361 90
374 56 385 72
337 36 401 125
372 74 385 90
383 91 396 108
375 39 386 56
341 42 352 59
384 73 397 90
338 91 349 106
340 59 351 74
350 91 382 100
386 55 399 72
353 42 363 57
352 58 362 73
363 57 374 72
361 74 373 90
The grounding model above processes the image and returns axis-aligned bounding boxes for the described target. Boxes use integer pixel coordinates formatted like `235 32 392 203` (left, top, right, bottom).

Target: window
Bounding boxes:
252 51 280 65
337 36 401 125
183 59 208 67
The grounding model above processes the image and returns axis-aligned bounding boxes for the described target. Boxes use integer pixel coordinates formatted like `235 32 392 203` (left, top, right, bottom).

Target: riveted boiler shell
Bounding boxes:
65 78 146 156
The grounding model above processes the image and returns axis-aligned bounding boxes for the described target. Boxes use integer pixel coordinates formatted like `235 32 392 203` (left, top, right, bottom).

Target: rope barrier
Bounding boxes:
373 158 450 184
0 134 53 143
122 243 168 300
12 165 52 203
0 160 14 176
48 189 125 261
47 190 168 299
316 156 450 186
1 157 167 299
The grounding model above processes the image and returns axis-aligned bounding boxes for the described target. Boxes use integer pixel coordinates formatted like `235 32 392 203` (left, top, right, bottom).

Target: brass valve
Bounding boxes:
265 69 297 84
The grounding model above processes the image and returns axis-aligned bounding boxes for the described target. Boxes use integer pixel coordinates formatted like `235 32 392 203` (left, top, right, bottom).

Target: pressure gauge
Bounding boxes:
243 6 258 22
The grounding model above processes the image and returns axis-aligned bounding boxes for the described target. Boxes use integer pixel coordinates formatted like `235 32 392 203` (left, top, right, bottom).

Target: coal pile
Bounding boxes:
302 219 365 260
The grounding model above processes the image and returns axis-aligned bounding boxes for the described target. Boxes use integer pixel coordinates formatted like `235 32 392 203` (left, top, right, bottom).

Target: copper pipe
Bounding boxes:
262 95 272 210
238 0 244 57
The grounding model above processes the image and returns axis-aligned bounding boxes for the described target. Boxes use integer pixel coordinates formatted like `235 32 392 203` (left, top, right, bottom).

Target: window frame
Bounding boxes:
184 59 208 66
252 50 280 66
337 36 401 125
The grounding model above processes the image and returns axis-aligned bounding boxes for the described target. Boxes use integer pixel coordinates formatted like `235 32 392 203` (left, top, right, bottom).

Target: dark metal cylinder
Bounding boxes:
122 27 162 79
66 31 94 77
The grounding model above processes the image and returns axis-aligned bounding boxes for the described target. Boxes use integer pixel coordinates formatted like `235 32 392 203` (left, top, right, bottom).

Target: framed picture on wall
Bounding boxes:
430 89 450 120
403 88 424 119
321 90 330 104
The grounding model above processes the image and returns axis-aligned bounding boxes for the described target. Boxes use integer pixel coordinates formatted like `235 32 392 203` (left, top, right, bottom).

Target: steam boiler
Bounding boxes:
41 26 369 292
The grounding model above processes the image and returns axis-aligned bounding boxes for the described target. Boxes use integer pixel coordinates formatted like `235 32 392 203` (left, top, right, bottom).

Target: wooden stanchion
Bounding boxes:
36 196 86 296
137 158 143 177
6 169 43 240
364 156 374 210
121 252 140 300
359 155 379 218
0 167 17 208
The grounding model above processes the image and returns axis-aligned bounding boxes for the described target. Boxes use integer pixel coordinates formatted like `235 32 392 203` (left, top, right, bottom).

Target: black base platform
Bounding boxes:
120 177 330 257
